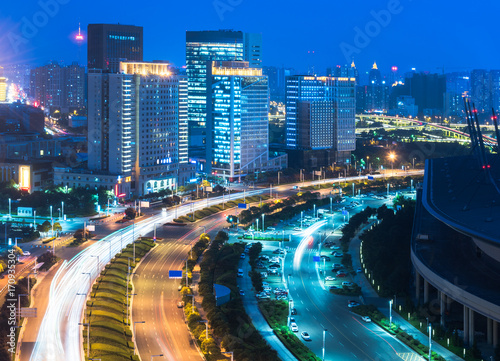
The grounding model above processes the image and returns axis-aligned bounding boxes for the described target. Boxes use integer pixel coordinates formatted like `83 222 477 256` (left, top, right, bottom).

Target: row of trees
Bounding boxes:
198 231 279 361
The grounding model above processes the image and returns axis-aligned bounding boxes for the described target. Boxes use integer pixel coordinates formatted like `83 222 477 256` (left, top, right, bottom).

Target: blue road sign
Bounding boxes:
313 256 321 262
169 270 183 279
342 210 348 216
367 176 374 180
238 203 247 209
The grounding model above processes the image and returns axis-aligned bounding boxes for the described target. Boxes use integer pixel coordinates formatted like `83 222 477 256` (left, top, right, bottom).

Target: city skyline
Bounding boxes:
1 0 500 73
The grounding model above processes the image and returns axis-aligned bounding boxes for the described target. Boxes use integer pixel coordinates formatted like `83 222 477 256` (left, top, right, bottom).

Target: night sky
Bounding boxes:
0 0 499 75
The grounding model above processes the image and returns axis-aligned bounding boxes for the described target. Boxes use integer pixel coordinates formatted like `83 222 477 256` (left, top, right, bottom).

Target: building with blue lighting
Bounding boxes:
186 30 262 160
87 61 193 197
285 75 356 168
206 61 285 180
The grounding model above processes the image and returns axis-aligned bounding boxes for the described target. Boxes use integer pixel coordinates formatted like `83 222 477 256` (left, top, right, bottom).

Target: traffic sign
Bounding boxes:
238 203 247 209
367 176 374 180
168 270 183 279
313 256 321 262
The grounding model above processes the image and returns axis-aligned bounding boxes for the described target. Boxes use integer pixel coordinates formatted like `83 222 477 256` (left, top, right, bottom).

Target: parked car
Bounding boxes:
330 245 341 250
342 281 354 287
356 267 362 273
329 285 340 290
333 252 343 257
325 276 336 281
177 301 184 308
291 308 297 315
336 272 347 277
291 323 299 332
23 251 30 256
260 272 268 278
240 253 246 259
320 255 331 261
332 263 343 270
361 316 372 323
348 301 360 308
239 290 245 296
301 331 311 341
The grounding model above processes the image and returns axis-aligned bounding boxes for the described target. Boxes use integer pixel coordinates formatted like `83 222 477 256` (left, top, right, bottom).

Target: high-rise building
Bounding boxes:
444 72 470 117
286 75 356 166
185 30 262 158
327 61 359 84
87 24 143 73
30 62 85 110
263 66 295 102
206 61 269 180
88 61 192 196
3 64 31 91
369 62 382 85
470 69 490 113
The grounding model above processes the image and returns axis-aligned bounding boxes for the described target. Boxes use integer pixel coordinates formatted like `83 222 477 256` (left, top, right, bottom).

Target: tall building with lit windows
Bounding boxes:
0 66 6 103
206 61 274 180
186 30 262 160
285 75 356 168
87 61 193 196
87 24 143 73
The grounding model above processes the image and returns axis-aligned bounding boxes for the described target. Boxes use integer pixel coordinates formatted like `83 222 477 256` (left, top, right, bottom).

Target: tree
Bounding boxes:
53 222 62 233
37 220 51 234
124 207 137 219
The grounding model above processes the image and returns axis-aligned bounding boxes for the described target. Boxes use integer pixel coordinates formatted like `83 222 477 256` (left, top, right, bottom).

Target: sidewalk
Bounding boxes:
238 259 297 361
349 222 464 361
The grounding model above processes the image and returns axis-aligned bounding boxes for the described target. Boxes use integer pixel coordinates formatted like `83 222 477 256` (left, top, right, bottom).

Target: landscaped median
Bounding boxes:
173 195 271 223
82 238 155 361
259 300 320 361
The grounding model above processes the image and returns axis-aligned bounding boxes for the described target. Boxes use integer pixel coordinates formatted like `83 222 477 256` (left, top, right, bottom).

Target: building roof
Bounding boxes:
422 155 500 247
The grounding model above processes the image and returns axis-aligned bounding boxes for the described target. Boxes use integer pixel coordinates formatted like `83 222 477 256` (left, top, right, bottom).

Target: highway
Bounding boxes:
283 198 417 361
26 172 423 361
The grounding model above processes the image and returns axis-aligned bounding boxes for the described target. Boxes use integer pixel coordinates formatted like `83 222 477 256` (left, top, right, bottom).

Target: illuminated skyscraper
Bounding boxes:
186 30 262 159
0 66 6 103
286 75 356 166
88 62 192 196
206 61 270 180
87 24 143 73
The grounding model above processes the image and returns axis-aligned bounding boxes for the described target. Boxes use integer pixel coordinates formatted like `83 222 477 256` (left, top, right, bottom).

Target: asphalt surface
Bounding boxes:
283 197 418 361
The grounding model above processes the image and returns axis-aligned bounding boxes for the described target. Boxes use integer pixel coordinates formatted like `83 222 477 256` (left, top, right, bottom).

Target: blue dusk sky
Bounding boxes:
0 0 499 75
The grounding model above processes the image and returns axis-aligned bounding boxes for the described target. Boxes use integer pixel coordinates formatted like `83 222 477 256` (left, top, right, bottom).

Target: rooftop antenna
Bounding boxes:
75 22 84 65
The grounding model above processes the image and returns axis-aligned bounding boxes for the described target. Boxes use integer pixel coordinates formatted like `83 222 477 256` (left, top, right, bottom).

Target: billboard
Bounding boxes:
17 207 33 217
140 201 150 208
238 203 247 209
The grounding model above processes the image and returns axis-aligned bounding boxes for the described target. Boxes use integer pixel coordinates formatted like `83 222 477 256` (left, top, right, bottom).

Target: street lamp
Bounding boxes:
90 255 99 276
428 324 432 360
389 299 393 326
278 171 282 185
61 201 64 220
133 321 145 355
76 293 88 323
153 222 162 242
261 214 265 232
199 320 209 339
322 329 327 361
8 198 11 219
79 322 90 359
388 152 396 177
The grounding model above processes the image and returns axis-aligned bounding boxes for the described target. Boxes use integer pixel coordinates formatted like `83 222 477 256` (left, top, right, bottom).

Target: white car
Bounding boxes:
23 251 30 256
325 276 336 281
301 331 311 341
361 316 372 323
330 245 340 250
290 323 299 332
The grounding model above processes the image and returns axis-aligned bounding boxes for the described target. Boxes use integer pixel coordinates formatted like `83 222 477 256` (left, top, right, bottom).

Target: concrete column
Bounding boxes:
468 308 475 346
463 305 469 345
423 279 429 304
415 272 421 301
440 292 445 327
494 320 498 348
487 318 493 345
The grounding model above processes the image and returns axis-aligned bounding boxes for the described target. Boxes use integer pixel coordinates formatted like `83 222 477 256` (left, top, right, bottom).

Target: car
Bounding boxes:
342 282 354 288
336 272 347 277
320 255 331 261
329 285 340 290
259 255 270 261
361 316 372 323
332 263 343 270
292 186 298 189
290 317 296 323
291 308 297 315
290 323 299 332
330 245 341 250
293 227 301 231
262 282 269 286
263 286 271 292
325 276 336 281
258 294 270 299
260 272 268 278
177 301 184 308
268 263 280 269
178 284 183 291
240 253 246 259
348 301 360 308
239 290 245 296
268 269 278 274
301 331 311 341
333 252 343 257
276 295 287 300
356 267 362 273
270 257 281 263
23 251 30 256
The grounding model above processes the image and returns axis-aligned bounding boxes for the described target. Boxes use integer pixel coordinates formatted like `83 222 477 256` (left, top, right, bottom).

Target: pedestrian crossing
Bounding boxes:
397 353 424 361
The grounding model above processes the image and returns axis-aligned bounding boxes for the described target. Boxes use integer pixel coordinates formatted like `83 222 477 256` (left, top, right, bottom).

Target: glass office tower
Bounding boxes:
206 61 268 180
186 30 262 159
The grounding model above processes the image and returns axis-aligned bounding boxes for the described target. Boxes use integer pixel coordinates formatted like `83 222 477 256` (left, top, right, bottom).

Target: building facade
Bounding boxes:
206 61 271 180
185 30 262 158
30 62 85 110
88 61 193 197
87 24 143 73
285 75 356 166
